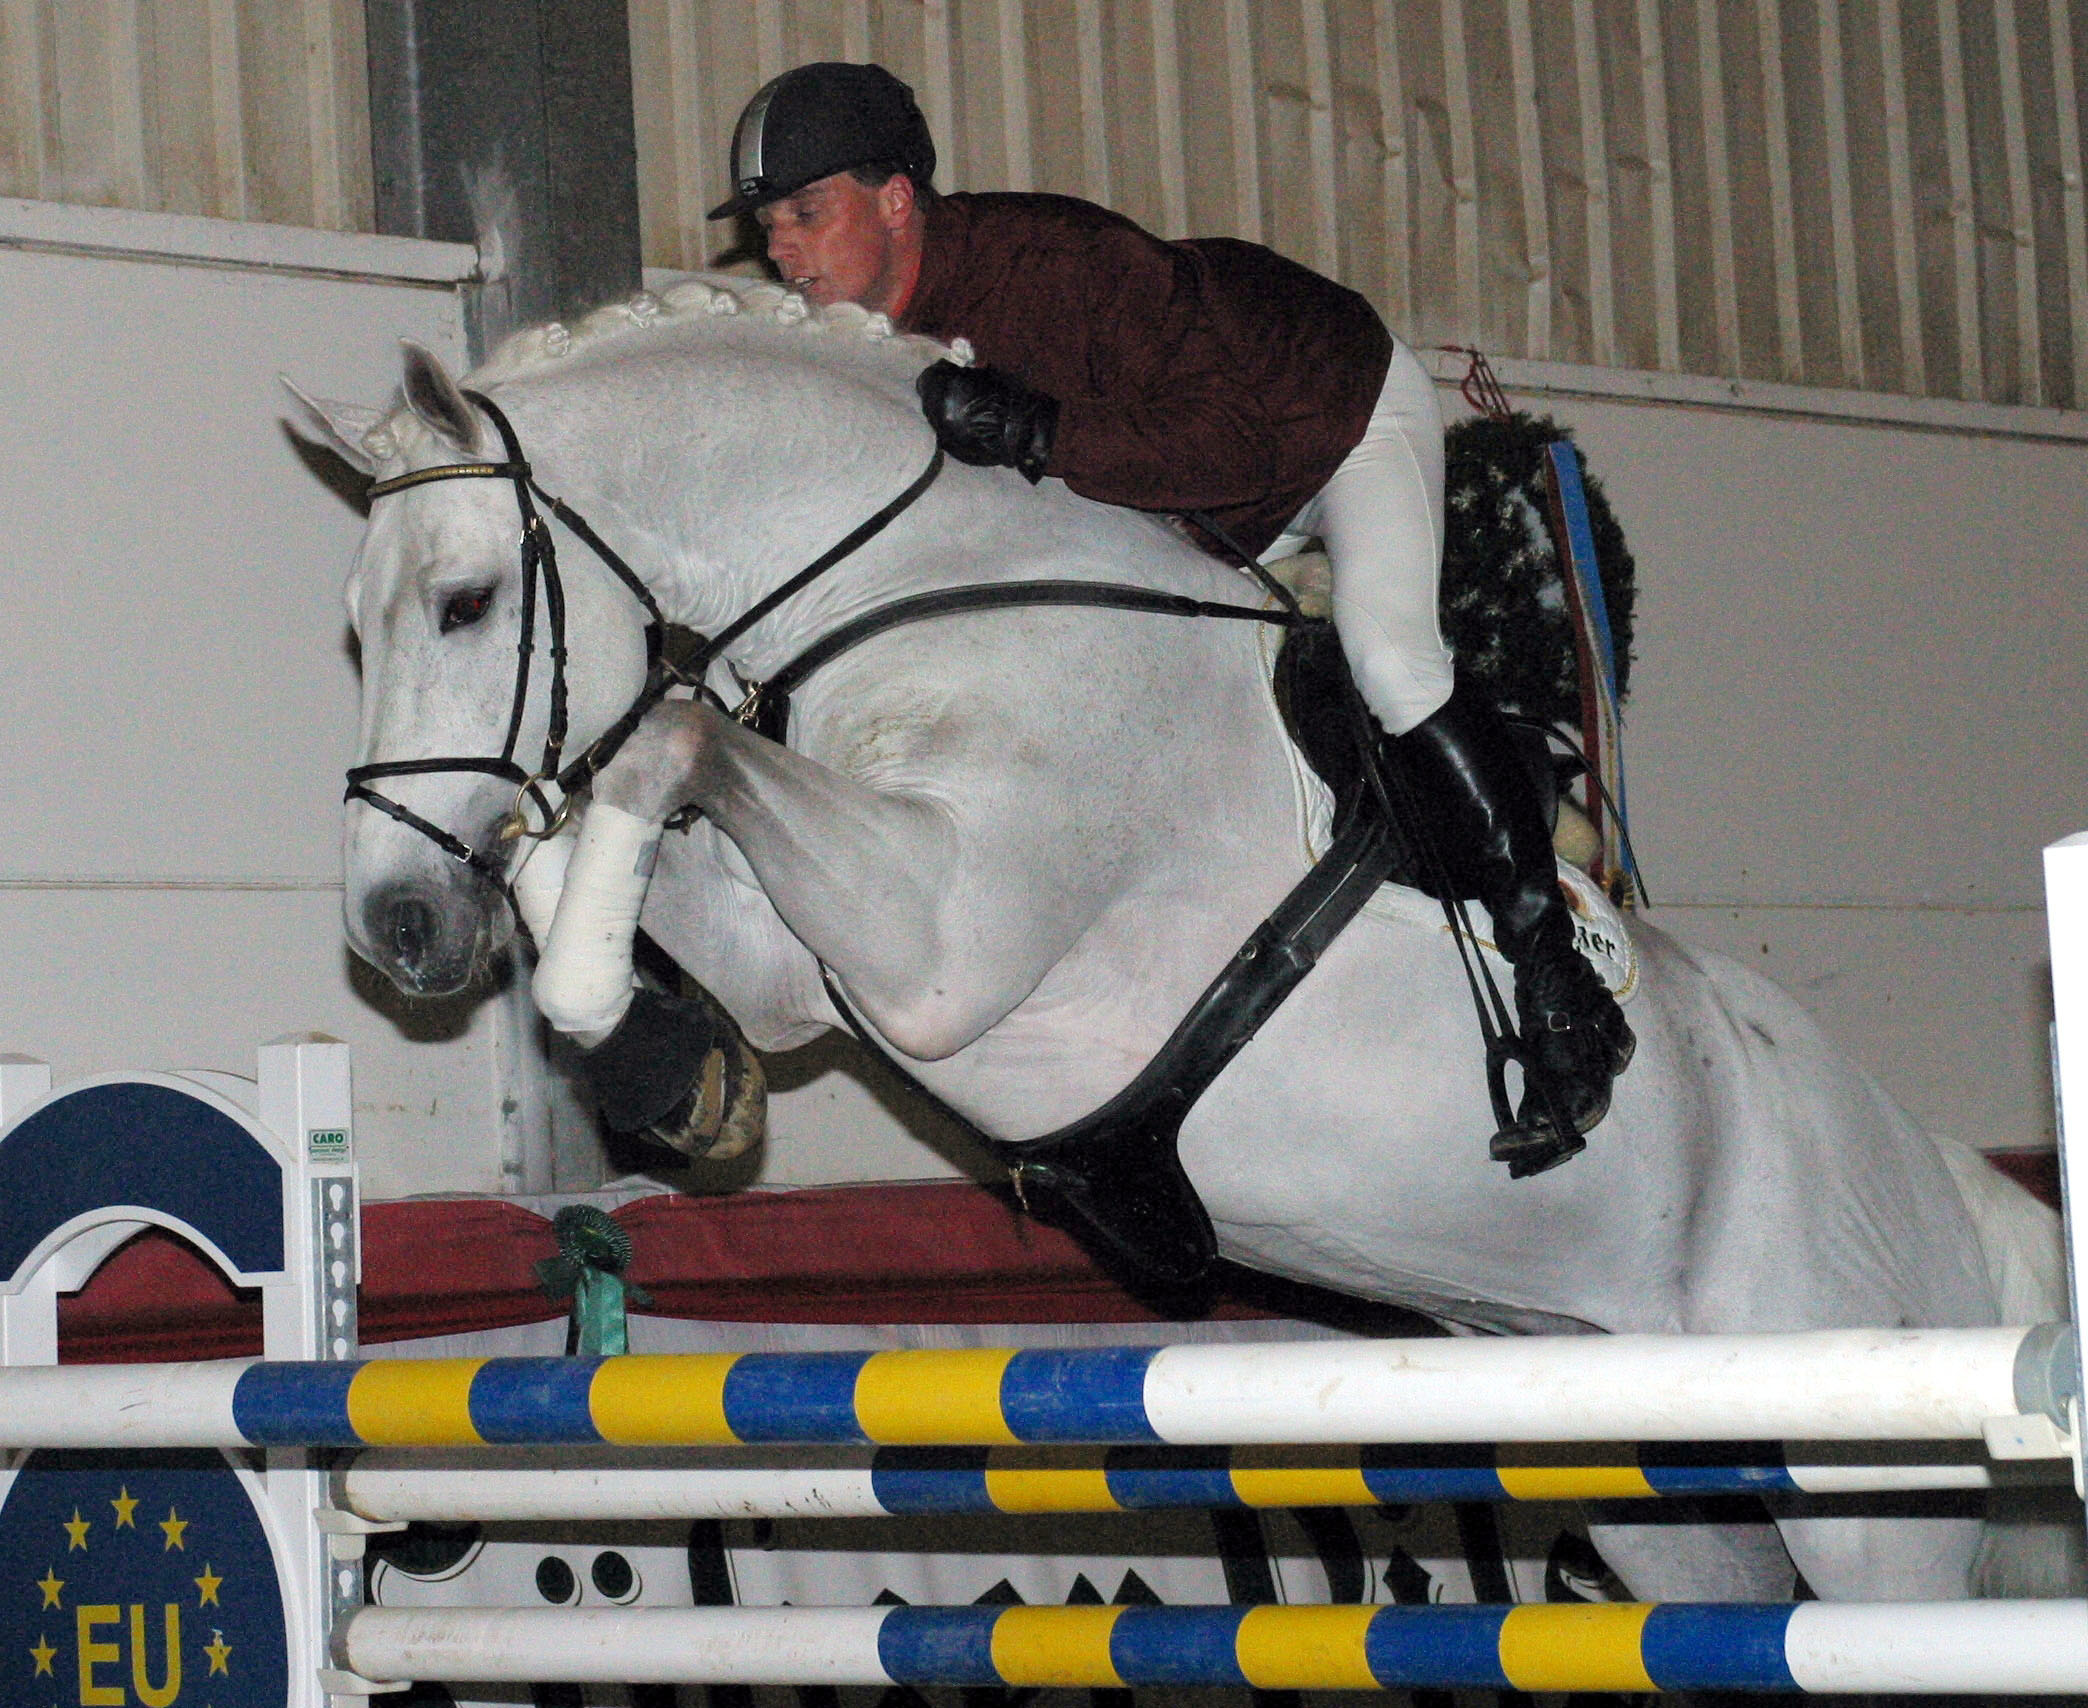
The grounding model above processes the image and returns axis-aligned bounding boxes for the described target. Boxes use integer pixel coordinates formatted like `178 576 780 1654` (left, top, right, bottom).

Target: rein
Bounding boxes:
735 579 1300 741
344 391 945 904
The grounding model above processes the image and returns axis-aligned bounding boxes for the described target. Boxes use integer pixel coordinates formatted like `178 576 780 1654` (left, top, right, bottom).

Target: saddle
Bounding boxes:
1274 620 1560 874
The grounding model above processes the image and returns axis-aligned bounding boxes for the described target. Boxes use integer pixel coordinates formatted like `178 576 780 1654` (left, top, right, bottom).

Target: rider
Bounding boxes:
707 61 1634 1151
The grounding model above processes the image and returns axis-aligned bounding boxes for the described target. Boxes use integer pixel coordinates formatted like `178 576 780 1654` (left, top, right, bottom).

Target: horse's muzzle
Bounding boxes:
358 875 503 996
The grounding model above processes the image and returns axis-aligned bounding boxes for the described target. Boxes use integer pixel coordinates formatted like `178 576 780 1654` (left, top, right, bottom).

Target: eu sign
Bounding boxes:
0 1451 288 1707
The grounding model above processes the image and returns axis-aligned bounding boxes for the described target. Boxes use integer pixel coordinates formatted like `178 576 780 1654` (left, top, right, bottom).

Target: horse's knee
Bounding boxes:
594 701 711 820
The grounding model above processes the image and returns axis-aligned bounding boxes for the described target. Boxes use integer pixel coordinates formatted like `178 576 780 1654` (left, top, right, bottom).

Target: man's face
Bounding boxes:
757 171 909 313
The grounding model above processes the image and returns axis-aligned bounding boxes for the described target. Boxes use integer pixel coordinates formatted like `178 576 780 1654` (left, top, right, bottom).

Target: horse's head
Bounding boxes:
296 342 650 997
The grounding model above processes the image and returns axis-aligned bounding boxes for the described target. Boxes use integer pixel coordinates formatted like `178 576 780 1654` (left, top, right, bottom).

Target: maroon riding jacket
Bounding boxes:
898 192 1395 560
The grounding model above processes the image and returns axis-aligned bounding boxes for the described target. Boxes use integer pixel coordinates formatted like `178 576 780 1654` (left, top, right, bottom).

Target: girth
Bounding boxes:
744 578 1410 1295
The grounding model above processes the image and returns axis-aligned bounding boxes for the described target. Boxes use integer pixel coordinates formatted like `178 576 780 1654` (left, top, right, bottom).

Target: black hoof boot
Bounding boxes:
645 1033 767 1163
1003 1124 1218 1293
578 986 722 1144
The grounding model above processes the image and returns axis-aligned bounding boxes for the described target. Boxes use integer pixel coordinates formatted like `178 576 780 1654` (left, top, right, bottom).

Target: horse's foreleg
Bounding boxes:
521 805 770 1160
531 806 660 1041
567 698 1090 1058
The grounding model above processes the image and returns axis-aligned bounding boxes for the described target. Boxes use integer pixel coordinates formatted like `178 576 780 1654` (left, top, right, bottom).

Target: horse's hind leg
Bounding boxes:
1767 1500 1982 1599
1597 1497 1982 1601
1585 1500 1797 1600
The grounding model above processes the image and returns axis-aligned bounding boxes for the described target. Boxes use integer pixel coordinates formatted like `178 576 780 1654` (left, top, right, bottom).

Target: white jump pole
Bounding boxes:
332 1600 2088 1694
335 1443 2033 1523
0 1322 2057 1449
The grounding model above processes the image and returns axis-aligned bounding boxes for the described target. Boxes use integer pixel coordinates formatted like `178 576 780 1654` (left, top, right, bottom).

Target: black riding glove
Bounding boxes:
916 359 1059 484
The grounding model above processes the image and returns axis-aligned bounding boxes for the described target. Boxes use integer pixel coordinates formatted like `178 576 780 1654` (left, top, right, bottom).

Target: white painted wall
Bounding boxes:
0 199 537 1201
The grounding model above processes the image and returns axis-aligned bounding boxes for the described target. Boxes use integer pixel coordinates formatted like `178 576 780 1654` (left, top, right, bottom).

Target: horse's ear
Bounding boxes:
400 339 484 453
281 377 390 474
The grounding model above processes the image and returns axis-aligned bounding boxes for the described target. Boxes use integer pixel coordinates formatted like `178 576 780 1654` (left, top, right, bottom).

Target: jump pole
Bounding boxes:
337 1441 2036 1522
0 1322 2070 1450
334 1600 2088 1694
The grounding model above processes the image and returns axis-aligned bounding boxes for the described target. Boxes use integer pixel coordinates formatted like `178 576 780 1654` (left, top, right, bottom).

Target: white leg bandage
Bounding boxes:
532 804 662 1044
509 826 577 948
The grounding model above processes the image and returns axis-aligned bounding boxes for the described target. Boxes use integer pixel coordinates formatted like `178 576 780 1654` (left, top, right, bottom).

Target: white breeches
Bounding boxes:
1262 339 1452 736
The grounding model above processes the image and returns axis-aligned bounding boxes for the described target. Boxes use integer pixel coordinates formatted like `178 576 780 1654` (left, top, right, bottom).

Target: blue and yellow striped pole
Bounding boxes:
0 1327 2045 1451
334 1599 2088 1693
342 1439 2011 1523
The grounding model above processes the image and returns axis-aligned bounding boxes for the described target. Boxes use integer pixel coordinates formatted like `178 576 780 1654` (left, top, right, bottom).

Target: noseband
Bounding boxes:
344 389 944 913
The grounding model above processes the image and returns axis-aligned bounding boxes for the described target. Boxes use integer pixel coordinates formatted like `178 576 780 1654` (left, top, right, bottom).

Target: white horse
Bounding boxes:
301 279 2068 1605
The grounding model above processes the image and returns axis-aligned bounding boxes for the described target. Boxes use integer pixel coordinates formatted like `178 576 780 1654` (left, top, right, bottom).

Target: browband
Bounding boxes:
367 460 530 498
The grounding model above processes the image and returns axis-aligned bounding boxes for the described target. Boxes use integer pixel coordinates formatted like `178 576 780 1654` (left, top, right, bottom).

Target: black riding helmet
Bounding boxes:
707 62 936 220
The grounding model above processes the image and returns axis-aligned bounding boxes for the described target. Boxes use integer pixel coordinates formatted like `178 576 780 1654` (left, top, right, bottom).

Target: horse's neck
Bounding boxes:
497 356 947 670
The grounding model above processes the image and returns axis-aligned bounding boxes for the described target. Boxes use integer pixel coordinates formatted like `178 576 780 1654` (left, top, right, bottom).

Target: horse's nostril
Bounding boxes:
359 879 488 997
384 895 439 966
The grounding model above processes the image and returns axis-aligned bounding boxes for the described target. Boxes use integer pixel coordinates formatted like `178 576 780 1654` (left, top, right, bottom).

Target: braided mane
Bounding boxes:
354 275 960 468
471 275 958 386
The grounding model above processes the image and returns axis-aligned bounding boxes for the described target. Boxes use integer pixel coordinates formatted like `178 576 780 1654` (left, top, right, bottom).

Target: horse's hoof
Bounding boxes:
578 986 717 1134
646 1035 767 1161
578 985 765 1161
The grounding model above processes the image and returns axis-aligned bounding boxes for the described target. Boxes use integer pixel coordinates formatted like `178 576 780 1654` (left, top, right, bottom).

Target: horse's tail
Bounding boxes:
1930 1135 2086 1598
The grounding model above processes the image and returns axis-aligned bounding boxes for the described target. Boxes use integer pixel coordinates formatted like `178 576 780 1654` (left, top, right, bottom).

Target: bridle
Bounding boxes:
344 389 945 915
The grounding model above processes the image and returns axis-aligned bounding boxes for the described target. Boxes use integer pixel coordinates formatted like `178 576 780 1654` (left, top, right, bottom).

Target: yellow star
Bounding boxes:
205 1630 233 1676
35 1568 62 1609
30 1635 56 1677
110 1487 138 1528
194 1563 223 1607
61 1509 89 1550
159 1509 188 1551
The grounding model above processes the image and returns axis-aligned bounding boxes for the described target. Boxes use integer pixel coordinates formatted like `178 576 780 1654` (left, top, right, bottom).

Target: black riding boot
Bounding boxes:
1391 682 1635 1169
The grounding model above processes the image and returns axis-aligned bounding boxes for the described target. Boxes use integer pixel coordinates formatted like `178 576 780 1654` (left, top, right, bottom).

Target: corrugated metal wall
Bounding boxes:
630 0 2088 409
0 0 370 232
1 3 2081 409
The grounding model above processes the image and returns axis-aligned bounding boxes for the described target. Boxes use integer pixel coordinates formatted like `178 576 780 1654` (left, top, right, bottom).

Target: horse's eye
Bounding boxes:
440 586 494 633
